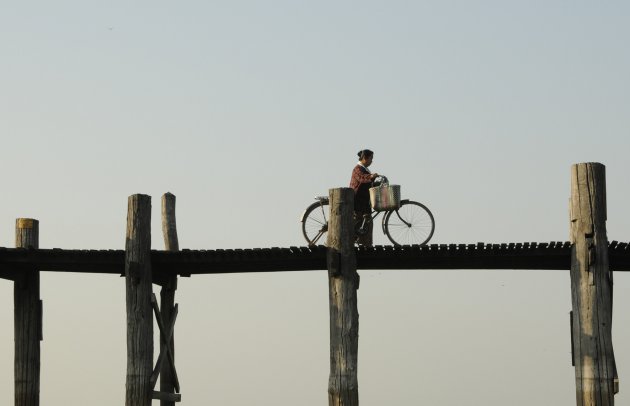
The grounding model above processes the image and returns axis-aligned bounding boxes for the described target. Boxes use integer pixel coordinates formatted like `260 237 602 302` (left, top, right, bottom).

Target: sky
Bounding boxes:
1 1 629 404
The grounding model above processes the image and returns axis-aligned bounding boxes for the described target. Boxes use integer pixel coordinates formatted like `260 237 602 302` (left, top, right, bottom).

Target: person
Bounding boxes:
349 149 379 246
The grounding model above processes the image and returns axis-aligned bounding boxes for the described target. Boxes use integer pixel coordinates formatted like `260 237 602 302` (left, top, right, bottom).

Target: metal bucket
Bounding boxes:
369 184 401 211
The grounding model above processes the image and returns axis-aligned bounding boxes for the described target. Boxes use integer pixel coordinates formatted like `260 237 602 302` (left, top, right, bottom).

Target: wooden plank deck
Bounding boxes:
1 241 629 278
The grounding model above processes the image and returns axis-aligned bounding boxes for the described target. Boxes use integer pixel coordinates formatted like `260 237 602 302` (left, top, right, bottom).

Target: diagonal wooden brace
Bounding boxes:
150 293 180 393
153 304 179 391
150 294 179 391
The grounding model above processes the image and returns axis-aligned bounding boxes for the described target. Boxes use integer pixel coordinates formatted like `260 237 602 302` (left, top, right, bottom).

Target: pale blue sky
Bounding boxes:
1 1 629 405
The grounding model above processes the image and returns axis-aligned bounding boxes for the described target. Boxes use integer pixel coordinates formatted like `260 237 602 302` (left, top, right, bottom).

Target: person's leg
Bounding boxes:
365 215 373 246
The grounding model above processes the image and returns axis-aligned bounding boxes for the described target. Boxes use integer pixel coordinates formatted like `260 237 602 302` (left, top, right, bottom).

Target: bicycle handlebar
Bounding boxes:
373 175 389 185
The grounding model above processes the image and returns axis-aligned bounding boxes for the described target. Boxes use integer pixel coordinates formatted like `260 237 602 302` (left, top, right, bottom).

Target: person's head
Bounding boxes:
357 149 374 167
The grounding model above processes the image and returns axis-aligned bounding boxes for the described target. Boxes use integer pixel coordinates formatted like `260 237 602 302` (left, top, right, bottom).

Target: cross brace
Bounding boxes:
150 293 181 397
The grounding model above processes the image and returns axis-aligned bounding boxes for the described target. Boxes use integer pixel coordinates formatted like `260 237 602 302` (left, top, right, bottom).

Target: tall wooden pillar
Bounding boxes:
569 162 617 405
327 188 360 406
14 218 41 406
160 193 179 406
125 195 153 406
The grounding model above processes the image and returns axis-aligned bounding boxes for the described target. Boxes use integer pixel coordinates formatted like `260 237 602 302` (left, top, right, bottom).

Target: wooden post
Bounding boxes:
569 162 617 405
125 194 153 406
14 218 41 406
327 188 360 406
160 193 179 405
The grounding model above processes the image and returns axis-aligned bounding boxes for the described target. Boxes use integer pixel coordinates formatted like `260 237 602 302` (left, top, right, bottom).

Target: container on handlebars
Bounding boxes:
369 183 401 211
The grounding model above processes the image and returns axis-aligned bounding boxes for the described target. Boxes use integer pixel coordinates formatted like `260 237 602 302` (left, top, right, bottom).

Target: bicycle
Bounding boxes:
300 177 435 246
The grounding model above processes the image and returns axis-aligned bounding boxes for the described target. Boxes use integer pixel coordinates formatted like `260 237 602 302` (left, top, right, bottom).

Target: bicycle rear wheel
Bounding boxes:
383 200 435 246
301 201 329 245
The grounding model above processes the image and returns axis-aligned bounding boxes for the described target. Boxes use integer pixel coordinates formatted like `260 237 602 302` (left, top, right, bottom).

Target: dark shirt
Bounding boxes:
349 164 372 213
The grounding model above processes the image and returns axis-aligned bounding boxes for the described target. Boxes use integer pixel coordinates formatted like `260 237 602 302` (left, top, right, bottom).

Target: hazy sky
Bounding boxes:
1 1 629 405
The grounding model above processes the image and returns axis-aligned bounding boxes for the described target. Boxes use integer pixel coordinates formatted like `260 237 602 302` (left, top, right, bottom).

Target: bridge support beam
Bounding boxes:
14 218 41 406
125 194 153 406
569 162 617 405
327 188 360 406
159 192 180 405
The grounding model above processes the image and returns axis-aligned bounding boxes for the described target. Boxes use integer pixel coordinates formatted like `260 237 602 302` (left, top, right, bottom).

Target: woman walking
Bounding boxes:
349 149 379 246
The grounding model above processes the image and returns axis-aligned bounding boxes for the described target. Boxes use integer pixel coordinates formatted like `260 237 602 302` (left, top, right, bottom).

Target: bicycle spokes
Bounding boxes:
302 200 330 246
383 201 435 246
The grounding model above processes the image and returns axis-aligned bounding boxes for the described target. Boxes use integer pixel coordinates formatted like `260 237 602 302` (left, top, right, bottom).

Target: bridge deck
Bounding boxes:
1 242 629 281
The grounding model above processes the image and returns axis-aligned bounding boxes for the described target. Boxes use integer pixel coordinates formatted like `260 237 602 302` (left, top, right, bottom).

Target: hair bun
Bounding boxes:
357 149 373 159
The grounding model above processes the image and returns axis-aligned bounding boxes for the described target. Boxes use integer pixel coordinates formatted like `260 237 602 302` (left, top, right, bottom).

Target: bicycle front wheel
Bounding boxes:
383 201 435 246
301 201 329 245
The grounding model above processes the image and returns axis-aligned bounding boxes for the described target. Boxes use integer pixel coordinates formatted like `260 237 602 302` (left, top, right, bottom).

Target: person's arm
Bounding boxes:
353 166 378 184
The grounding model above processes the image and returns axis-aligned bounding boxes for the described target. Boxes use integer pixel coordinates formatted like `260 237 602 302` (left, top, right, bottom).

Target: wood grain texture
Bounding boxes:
327 188 360 406
569 163 617 405
125 195 153 406
160 193 180 405
161 193 179 252
14 218 40 406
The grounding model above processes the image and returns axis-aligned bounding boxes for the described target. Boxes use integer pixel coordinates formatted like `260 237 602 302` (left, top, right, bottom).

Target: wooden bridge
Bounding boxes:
0 162 623 406
2 241 630 278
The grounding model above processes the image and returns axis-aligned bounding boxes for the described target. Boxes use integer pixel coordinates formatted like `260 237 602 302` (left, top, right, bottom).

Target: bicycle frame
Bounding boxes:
355 211 380 236
358 199 412 235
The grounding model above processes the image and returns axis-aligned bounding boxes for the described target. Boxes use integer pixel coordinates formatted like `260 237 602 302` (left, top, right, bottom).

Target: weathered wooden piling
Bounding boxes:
160 192 179 405
569 162 617 405
125 195 153 406
14 218 41 406
327 188 360 406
